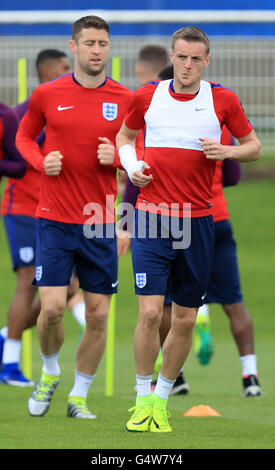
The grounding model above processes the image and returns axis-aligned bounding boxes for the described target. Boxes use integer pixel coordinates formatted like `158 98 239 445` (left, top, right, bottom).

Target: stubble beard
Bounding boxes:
83 60 106 77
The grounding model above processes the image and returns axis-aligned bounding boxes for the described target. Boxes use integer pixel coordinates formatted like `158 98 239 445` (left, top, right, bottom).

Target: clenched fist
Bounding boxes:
97 137 115 166
43 151 63 176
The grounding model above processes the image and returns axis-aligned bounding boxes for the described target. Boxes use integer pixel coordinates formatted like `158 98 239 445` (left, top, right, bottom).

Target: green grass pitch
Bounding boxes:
0 179 275 450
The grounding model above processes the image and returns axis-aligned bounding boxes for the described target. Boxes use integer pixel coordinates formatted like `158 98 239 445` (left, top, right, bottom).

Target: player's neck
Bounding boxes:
73 68 106 89
173 77 201 95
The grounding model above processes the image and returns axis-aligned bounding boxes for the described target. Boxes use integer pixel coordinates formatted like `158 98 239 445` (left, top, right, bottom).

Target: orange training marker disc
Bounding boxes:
183 405 221 417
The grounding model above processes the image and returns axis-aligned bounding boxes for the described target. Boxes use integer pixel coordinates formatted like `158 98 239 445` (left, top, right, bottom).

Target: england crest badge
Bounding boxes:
19 246 34 263
136 273 147 289
36 266 43 282
102 102 118 121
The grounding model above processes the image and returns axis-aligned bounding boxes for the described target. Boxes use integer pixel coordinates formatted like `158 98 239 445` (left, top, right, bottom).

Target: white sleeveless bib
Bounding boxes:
144 79 221 151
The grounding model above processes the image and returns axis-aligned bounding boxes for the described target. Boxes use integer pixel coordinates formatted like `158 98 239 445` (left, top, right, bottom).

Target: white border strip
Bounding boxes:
0 10 275 24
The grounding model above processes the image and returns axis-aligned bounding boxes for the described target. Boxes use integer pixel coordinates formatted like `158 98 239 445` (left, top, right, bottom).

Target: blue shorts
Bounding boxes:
3 215 37 270
164 219 242 306
132 210 215 308
206 219 243 304
34 218 118 294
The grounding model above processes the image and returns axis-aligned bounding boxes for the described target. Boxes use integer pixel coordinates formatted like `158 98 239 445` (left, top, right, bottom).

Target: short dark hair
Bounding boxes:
72 15 110 41
172 26 210 55
158 65 174 80
138 44 168 69
35 49 67 71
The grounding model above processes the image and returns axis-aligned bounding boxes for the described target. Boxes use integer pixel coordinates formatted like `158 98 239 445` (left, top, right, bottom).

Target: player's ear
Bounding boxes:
68 40 77 54
169 49 174 64
205 54 211 68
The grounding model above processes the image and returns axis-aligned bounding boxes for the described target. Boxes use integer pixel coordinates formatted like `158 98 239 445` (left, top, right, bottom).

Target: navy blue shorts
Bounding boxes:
164 219 242 306
3 215 37 270
34 218 118 294
206 219 243 304
132 210 215 308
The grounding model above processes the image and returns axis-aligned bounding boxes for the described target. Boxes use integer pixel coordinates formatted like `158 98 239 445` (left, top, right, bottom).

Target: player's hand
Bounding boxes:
97 137 115 165
43 151 63 176
199 137 231 161
116 228 132 256
131 161 153 187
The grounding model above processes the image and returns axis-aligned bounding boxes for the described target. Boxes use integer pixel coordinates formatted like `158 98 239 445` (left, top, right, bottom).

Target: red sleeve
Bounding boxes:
16 86 46 172
220 125 234 146
135 130 145 161
212 85 253 140
124 83 158 131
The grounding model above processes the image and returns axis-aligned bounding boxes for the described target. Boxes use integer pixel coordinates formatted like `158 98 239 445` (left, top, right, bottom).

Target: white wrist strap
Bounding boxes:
118 144 144 181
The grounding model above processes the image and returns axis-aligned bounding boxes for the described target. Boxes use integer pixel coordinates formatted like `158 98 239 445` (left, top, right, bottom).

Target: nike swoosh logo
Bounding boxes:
152 418 159 428
57 105 75 111
195 108 207 111
133 416 150 425
111 281 118 288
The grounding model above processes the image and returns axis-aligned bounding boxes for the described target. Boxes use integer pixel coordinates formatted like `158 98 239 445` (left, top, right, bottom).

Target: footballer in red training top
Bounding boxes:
16 73 133 225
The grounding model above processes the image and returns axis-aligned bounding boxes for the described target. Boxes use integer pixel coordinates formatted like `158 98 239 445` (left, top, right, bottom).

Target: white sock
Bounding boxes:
0 326 8 339
69 369 95 398
240 354 258 376
197 303 209 318
71 302 86 327
154 373 176 400
41 351 61 376
136 374 153 397
2 338 21 364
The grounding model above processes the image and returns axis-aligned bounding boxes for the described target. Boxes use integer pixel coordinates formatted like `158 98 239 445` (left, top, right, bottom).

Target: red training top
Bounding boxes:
16 74 133 224
125 80 253 218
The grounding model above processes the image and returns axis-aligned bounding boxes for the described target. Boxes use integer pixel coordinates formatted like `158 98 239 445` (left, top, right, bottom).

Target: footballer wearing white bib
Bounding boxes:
116 25 261 434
